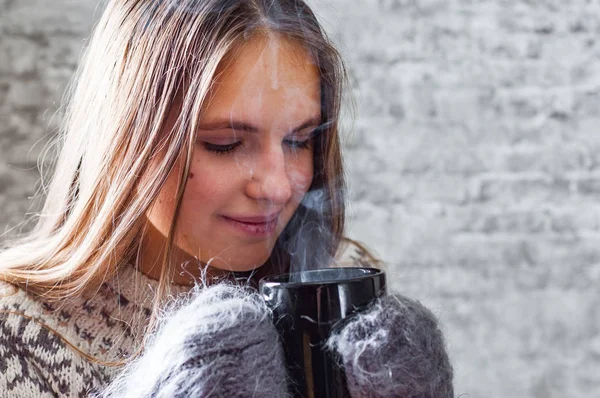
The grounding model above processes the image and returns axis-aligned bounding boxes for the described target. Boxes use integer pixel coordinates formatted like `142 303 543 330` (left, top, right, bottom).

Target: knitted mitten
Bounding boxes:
327 294 454 398
100 283 288 398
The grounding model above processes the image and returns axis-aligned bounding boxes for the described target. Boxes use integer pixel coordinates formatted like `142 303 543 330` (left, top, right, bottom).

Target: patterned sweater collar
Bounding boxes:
103 263 194 312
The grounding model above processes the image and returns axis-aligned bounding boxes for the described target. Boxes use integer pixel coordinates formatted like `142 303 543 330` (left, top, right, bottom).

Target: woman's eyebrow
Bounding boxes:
197 115 322 133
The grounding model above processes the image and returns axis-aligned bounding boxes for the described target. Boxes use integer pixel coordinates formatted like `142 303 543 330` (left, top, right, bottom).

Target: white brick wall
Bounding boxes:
309 1 600 396
1 1 599 396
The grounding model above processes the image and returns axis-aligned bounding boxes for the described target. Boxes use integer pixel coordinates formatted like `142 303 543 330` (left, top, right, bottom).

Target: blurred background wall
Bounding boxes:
1 0 599 396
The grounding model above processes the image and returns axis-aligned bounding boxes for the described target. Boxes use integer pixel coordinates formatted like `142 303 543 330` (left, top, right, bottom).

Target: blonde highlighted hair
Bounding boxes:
0 0 348 314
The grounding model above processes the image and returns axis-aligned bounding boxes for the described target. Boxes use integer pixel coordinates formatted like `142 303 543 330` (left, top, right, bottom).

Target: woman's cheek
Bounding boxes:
180 169 222 216
288 166 313 200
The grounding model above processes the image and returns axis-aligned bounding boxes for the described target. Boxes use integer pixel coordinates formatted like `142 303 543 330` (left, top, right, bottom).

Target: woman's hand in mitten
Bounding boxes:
101 284 288 398
327 294 454 398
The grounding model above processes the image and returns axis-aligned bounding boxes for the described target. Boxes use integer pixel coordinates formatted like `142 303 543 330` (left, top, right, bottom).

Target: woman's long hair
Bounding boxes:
0 0 347 314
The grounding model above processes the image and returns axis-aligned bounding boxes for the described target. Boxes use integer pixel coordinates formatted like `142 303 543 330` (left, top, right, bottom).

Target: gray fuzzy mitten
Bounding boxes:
327 294 454 398
100 284 288 398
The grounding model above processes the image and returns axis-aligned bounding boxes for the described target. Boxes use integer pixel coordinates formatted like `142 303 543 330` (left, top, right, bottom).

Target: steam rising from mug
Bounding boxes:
280 186 338 275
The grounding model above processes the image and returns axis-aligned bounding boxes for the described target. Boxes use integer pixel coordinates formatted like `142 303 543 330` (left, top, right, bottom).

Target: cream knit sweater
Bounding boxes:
0 240 376 397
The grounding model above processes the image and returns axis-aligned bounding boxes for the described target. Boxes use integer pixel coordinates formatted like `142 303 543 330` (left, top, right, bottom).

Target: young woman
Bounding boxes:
0 0 453 396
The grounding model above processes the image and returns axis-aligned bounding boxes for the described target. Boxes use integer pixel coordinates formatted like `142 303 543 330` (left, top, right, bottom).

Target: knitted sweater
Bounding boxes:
0 239 376 397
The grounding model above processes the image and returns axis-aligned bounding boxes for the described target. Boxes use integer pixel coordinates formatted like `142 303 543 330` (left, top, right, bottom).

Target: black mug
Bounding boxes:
259 267 386 398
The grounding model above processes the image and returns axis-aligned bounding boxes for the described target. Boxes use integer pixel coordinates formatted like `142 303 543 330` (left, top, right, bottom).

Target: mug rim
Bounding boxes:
259 266 384 288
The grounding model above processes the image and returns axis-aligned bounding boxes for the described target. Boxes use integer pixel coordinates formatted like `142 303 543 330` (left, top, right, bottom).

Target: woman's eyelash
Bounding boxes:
284 138 313 150
285 126 323 150
203 141 242 155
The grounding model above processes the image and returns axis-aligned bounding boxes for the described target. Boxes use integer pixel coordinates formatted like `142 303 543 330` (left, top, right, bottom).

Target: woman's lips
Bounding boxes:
220 214 279 237
224 213 280 223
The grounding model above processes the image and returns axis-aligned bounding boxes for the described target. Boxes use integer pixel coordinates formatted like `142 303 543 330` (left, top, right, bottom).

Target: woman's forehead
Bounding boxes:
215 34 318 85
201 35 322 128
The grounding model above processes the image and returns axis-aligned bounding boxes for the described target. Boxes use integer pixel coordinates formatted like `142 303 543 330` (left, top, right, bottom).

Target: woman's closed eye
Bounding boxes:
203 141 242 155
284 126 325 151
283 136 313 150
202 139 312 155
201 129 321 155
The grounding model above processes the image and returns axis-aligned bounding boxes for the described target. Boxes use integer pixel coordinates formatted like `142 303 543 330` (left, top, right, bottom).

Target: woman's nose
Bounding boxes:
245 147 292 206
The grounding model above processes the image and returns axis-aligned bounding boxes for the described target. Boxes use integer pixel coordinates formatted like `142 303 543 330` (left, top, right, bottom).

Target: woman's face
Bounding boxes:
146 35 320 274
